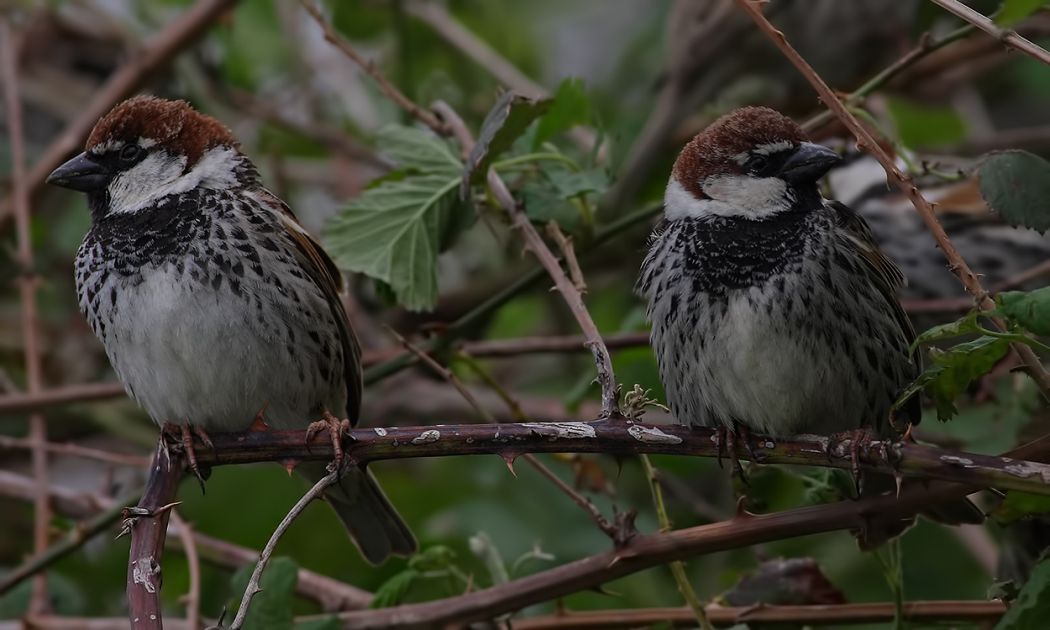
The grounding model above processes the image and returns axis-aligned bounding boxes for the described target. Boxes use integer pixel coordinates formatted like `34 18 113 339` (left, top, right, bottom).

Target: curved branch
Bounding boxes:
928 0 1050 66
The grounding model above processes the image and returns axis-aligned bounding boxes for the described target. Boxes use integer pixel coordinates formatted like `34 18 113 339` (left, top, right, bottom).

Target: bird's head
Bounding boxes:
665 106 841 221
47 96 251 218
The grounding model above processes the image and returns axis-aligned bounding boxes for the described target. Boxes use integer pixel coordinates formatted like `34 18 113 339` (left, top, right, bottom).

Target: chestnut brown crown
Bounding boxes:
672 106 806 199
86 95 238 165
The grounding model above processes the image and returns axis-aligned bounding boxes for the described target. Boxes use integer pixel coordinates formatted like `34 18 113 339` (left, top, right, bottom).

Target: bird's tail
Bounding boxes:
299 462 417 565
854 472 984 550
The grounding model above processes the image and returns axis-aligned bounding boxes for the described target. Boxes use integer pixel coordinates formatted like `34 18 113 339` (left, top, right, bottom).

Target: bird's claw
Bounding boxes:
307 410 351 473
161 422 210 493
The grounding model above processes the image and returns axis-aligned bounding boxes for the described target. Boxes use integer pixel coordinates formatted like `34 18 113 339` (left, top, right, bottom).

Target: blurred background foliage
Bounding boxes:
2 0 1050 627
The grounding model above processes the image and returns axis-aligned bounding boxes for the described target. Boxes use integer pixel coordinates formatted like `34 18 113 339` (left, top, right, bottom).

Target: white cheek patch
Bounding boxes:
106 146 242 215
663 176 792 221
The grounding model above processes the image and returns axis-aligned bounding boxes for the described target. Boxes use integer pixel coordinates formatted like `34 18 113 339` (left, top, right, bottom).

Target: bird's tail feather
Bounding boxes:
299 462 417 565
854 472 983 550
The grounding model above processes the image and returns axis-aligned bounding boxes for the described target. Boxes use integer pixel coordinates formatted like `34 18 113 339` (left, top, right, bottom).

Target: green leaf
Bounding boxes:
521 181 581 232
997 288 1050 335
230 557 298 630
996 558 1050 629
886 97 967 147
533 78 592 149
978 150 1050 233
463 92 551 192
993 491 1050 523
408 545 459 571
897 336 1011 421
469 531 509 585
545 167 609 199
325 125 470 311
370 568 420 609
910 310 981 351
996 0 1048 26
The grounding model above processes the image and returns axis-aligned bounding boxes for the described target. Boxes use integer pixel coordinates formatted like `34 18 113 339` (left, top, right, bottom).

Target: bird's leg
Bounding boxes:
735 421 759 464
161 422 208 493
715 424 727 469
845 427 876 495
725 423 747 485
306 410 351 472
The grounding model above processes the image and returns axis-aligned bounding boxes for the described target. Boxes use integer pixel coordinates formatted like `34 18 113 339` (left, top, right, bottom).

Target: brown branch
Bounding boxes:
546 222 587 294
297 0 449 135
0 435 150 468
396 334 623 541
928 0 1050 66
183 421 1050 497
433 101 621 417
0 382 127 414
512 601 1007 628
0 0 239 226
0 471 373 610
169 512 201 630
127 448 184 630
1 19 51 614
733 0 1050 396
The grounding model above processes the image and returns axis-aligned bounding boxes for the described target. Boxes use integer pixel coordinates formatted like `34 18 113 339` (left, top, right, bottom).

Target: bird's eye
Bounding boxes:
119 145 143 162
748 155 770 173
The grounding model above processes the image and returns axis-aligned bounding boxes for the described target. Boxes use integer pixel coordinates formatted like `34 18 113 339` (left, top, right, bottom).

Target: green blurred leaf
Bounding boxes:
325 126 470 310
897 336 1011 421
886 97 967 147
469 531 509 584
296 617 342 630
463 92 551 191
534 78 592 149
996 558 1050 629
369 568 420 609
993 491 1050 523
230 556 298 630
978 150 1050 233
545 167 610 199
997 288 1050 335
996 0 1048 26
408 545 459 571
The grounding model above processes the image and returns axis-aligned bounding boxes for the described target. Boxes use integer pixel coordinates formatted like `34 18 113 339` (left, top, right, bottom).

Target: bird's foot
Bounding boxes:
725 424 748 486
306 410 351 473
161 422 212 493
839 427 876 494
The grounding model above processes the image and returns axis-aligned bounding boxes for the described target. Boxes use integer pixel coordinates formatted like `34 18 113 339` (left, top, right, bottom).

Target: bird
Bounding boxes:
636 106 982 547
46 95 417 565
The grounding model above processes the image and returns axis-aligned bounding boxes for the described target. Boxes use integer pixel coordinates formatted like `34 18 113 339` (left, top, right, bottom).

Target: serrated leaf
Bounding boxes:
996 0 1048 26
326 125 469 311
521 181 581 232
533 78 592 149
545 167 609 199
996 558 1050 629
997 288 1050 335
994 491 1050 523
230 557 298 630
978 150 1050 233
910 310 981 351
886 97 967 147
369 569 420 609
462 92 552 193
897 336 1011 421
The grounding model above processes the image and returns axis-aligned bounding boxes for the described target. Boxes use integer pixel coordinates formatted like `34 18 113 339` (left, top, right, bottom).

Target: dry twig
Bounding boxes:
928 0 1050 66
229 469 339 629
1 19 51 614
169 512 201 630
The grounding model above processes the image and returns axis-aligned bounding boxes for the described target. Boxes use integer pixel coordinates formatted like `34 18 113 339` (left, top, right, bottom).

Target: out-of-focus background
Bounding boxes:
1 0 1049 626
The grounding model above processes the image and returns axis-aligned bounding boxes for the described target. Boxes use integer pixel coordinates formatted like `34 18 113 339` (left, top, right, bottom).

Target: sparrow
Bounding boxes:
636 106 982 547
46 95 416 565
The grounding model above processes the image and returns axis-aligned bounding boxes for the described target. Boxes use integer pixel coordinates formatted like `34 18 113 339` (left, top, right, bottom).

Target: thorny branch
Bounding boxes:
928 0 1050 66
734 0 1050 397
433 100 621 417
229 469 339 629
184 420 1050 497
1 19 51 614
0 0 239 226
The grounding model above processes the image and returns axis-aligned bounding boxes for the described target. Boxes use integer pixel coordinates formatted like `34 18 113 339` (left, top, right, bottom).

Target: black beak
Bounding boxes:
46 152 112 192
778 142 842 184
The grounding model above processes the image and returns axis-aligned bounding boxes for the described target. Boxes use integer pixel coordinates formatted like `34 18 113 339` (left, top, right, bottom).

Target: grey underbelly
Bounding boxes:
96 266 343 431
